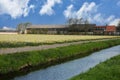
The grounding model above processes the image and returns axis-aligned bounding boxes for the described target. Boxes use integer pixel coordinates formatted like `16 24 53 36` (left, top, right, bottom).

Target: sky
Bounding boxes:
0 0 120 29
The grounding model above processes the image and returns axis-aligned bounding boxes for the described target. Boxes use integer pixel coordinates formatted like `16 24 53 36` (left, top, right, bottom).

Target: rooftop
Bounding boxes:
27 25 68 29
106 26 116 32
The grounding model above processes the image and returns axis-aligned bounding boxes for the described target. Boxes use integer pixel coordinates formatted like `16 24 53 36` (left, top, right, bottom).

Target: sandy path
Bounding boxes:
0 39 117 55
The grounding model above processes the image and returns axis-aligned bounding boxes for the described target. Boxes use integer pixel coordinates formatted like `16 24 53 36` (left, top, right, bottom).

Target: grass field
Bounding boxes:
70 54 120 80
0 34 119 48
0 39 120 76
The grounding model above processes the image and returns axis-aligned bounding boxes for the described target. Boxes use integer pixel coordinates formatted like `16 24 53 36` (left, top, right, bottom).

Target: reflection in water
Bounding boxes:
14 45 120 80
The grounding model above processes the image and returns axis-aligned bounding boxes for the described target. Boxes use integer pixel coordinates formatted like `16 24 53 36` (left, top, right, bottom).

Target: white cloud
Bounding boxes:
63 4 75 18
2 26 15 30
0 0 35 19
106 15 115 22
64 2 98 19
39 0 62 16
109 19 120 26
93 14 115 24
63 2 117 25
76 2 97 19
93 13 104 23
117 1 120 6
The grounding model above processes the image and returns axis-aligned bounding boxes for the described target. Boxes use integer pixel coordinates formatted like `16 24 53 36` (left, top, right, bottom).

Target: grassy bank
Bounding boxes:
0 39 120 79
0 34 119 48
70 55 120 80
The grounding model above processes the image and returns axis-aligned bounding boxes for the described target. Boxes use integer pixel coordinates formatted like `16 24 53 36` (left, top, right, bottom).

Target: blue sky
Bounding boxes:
0 0 120 29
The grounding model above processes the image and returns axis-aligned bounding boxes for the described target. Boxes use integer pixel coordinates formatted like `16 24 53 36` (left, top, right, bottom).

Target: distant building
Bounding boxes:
0 29 17 34
26 25 68 34
68 24 96 35
22 24 118 35
105 26 116 35
93 25 116 35
94 26 106 35
26 24 96 35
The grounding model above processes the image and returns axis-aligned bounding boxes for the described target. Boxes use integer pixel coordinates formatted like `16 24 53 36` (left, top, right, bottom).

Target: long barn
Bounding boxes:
26 25 68 34
25 24 96 35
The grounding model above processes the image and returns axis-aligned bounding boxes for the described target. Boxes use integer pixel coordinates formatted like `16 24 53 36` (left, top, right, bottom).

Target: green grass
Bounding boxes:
0 42 40 48
0 39 120 75
70 55 120 80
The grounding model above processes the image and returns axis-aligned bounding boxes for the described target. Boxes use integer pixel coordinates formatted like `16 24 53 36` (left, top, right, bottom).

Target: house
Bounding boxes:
105 26 116 35
94 26 106 35
93 25 116 35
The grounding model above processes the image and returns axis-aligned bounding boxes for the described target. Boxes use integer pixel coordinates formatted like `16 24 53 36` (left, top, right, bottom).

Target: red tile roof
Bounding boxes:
106 26 116 32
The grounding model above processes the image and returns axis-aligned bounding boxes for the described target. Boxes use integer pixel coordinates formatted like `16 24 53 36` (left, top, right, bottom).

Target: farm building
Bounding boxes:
0 29 17 34
94 26 106 35
105 26 116 35
93 26 116 35
22 24 119 35
25 24 96 35
26 25 68 34
68 24 96 35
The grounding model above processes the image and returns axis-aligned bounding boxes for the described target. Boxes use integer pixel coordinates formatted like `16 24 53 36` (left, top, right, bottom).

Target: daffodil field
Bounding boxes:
0 34 119 48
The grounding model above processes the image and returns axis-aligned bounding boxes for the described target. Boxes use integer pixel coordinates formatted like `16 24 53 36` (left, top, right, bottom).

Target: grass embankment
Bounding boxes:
70 55 120 80
0 34 119 48
0 39 120 79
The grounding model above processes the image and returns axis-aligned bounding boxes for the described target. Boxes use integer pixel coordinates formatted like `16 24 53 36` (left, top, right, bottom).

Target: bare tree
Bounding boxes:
84 19 89 24
67 18 73 25
117 20 120 33
67 18 84 25
77 18 83 24
17 22 32 34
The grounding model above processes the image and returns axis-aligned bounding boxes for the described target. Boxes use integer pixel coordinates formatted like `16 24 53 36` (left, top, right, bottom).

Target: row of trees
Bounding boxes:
17 22 32 34
117 20 120 32
67 18 120 32
67 18 90 25
66 18 93 32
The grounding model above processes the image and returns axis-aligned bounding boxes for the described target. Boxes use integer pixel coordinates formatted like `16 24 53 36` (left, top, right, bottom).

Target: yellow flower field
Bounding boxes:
0 34 119 43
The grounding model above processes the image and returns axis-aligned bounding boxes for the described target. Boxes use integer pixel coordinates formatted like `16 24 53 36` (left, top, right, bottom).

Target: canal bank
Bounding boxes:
70 54 120 80
14 45 120 80
0 39 120 79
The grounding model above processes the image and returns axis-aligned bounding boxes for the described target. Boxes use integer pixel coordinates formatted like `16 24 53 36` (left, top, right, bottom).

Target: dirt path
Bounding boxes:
0 39 117 55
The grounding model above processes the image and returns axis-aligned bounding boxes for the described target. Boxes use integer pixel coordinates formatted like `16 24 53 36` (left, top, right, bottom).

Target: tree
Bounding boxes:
17 23 24 34
66 17 92 34
67 18 73 25
67 18 84 25
84 19 89 24
17 22 32 34
117 20 120 33
24 22 32 28
77 18 83 24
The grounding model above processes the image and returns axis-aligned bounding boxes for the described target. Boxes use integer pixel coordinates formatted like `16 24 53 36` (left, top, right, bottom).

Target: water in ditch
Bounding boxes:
14 45 120 80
